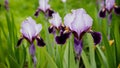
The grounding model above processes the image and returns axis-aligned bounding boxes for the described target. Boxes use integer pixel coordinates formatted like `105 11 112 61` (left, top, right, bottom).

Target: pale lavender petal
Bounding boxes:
20 17 42 42
29 44 35 56
74 38 82 56
105 0 115 11
21 17 36 41
39 0 50 12
71 8 93 36
83 13 93 28
49 12 62 28
35 24 42 36
64 13 75 29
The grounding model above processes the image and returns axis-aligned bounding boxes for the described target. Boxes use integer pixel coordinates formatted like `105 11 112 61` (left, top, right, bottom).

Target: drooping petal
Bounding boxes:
90 32 102 45
34 8 41 17
29 44 35 56
105 0 115 11
39 0 50 12
36 37 45 47
48 26 56 34
49 12 62 28
55 32 71 44
74 38 83 56
46 9 54 17
17 37 24 47
114 6 120 14
99 8 106 18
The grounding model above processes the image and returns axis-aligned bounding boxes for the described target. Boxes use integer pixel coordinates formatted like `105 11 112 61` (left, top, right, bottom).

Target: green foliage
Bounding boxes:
0 0 120 68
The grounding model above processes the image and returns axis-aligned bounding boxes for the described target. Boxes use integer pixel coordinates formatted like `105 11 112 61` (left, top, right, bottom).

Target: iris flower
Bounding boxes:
17 17 45 66
48 12 71 44
99 0 120 18
50 8 102 56
34 0 54 17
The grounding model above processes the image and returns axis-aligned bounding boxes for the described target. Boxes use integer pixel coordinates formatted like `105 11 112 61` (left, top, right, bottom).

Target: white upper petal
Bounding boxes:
64 8 93 36
20 17 42 41
39 0 50 12
64 13 75 29
106 0 115 11
49 12 62 28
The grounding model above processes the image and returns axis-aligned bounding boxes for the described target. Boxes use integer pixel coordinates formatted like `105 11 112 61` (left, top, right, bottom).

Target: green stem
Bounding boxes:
64 2 67 14
68 39 70 68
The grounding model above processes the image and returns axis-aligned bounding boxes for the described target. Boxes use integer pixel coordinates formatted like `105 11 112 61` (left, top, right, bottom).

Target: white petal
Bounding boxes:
49 12 62 28
35 24 42 36
39 0 50 12
20 17 42 41
70 8 92 36
106 0 115 11
64 13 75 29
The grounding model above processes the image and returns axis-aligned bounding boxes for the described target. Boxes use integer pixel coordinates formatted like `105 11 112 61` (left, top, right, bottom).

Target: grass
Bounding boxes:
0 0 120 68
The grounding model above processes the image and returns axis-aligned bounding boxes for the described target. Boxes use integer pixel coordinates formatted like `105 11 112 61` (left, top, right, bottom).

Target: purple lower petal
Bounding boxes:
34 8 41 17
90 32 102 45
17 37 24 47
48 26 56 34
29 44 35 56
36 37 45 47
55 32 71 44
114 6 120 14
47 9 54 17
99 8 106 18
74 38 82 56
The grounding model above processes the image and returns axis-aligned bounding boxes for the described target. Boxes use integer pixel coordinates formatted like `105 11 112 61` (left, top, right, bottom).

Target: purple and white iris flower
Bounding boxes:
99 0 120 18
48 12 71 44
49 8 102 56
34 0 54 17
17 17 45 66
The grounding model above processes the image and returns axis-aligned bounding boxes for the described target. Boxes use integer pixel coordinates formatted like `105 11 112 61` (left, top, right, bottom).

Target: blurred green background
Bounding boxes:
0 0 120 68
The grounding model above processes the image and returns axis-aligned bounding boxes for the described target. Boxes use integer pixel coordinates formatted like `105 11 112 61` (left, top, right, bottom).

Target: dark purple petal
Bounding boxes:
47 9 54 17
34 8 41 17
55 32 70 44
48 26 56 34
74 38 82 56
29 44 35 56
36 37 45 47
114 6 120 14
17 37 24 47
99 8 106 18
90 32 102 45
